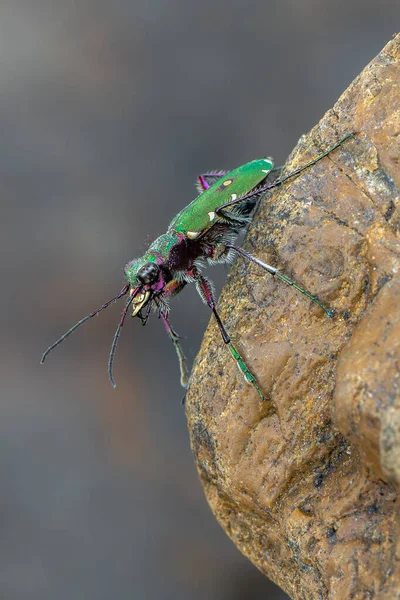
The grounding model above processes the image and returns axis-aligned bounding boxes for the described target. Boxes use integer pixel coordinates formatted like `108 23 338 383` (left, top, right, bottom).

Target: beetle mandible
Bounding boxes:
41 134 353 400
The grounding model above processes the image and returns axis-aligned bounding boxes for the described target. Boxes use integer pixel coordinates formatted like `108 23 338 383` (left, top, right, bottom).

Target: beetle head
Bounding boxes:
137 262 160 286
130 262 160 315
125 257 165 316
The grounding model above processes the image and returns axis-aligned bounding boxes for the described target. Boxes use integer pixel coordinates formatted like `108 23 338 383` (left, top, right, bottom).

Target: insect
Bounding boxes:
41 134 352 399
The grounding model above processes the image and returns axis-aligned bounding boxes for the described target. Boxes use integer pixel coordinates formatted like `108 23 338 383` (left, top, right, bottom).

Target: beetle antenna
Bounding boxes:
108 286 141 388
41 284 130 364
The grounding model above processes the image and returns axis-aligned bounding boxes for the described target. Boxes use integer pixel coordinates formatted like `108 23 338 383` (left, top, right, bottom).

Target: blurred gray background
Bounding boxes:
0 1 398 598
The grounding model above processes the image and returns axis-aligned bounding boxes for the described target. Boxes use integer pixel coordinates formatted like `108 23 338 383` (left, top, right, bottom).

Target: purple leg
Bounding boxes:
160 312 188 387
197 170 228 192
194 272 230 343
198 175 210 191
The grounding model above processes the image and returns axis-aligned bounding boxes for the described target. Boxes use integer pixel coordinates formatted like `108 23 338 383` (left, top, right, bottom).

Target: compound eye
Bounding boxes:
137 262 160 285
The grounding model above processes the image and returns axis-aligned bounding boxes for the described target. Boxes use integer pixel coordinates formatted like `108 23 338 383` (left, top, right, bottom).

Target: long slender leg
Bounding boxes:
160 313 188 388
156 279 188 388
227 243 333 317
41 284 129 363
193 269 265 400
215 133 353 217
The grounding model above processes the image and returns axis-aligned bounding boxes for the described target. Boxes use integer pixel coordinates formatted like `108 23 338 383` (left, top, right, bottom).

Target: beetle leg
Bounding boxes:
163 279 187 298
215 205 252 224
254 132 353 196
214 188 265 223
215 133 353 216
196 171 228 192
215 190 261 220
226 243 334 318
160 312 188 388
192 269 265 401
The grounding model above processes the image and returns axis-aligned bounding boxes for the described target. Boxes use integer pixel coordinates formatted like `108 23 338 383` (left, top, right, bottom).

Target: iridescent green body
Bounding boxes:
124 232 179 285
41 134 352 397
125 158 274 286
168 158 274 238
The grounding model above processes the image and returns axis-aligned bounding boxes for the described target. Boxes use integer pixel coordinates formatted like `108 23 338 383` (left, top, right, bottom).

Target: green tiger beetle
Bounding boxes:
41 133 352 399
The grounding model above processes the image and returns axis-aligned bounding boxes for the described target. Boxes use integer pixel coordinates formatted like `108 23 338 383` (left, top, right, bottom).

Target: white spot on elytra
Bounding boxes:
208 211 215 221
262 169 271 174
262 158 273 172
187 231 200 239
231 193 237 200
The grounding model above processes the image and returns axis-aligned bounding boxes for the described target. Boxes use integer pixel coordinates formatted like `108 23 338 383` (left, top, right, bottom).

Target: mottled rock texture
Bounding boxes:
186 35 400 599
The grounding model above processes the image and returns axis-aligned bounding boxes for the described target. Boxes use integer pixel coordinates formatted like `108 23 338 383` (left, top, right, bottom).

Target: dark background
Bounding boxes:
1 1 398 598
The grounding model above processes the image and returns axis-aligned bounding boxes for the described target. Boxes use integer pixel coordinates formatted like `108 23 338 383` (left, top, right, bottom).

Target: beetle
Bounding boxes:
41 134 352 399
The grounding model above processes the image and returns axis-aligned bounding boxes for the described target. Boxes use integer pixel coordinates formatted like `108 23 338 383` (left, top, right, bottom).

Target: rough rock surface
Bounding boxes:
186 35 400 599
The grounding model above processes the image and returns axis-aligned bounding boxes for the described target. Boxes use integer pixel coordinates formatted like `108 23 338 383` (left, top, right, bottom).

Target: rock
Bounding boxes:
186 34 400 599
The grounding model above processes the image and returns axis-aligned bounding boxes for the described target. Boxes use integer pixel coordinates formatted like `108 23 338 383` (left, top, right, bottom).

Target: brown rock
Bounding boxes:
186 35 400 599
334 277 400 486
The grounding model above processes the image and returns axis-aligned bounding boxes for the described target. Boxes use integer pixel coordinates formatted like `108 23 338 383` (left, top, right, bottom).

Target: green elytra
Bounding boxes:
125 158 275 284
41 134 353 398
169 158 274 236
